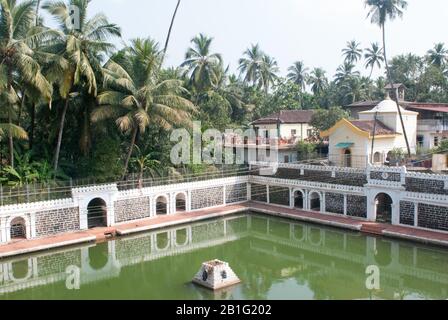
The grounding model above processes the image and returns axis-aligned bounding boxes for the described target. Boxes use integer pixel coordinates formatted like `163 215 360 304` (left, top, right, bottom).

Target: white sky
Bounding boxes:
44 0 448 78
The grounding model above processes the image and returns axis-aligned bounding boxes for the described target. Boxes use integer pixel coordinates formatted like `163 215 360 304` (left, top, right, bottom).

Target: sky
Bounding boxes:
44 0 448 78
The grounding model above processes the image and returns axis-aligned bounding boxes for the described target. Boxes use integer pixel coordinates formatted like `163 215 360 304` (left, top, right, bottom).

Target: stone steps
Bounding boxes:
361 223 387 236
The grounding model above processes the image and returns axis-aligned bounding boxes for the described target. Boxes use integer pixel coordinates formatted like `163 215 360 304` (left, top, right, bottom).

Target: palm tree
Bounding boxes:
365 0 411 157
287 61 309 90
93 38 196 179
130 146 162 189
181 33 222 94
308 68 328 96
334 62 360 84
238 44 264 86
160 0 181 68
258 54 279 93
35 0 41 25
342 76 371 104
364 42 384 78
342 40 363 64
43 0 121 171
0 0 52 168
427 43 448 68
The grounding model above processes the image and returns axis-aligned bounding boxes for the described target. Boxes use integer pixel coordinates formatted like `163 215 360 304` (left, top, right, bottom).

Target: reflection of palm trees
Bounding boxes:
240 267 273 300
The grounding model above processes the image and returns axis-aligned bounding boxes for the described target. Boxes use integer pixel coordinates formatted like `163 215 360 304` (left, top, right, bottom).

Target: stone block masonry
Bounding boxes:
326 193 344 215
114 197 151 223
191 187 224 210
269 186 290 206
225 184 247 204
418 204 448 232
406 178 448 195
347 196 367 218
36 249 82 277
400 202 415 226
371 172 401 182
35 207 79 238
251 184 267 203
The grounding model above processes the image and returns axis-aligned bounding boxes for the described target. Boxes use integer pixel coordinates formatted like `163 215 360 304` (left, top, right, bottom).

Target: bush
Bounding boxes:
297 141 317 161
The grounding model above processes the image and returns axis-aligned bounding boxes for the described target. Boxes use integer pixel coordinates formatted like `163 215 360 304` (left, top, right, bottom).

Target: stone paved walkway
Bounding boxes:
1 201 448 259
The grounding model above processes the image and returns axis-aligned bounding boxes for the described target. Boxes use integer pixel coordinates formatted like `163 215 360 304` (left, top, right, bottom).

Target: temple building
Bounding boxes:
322 97 418 167
346 84 448 151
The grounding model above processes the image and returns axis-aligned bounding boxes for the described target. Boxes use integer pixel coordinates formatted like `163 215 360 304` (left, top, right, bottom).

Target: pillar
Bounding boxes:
289 188 294 209
0 218 6 243
414 203 419 228
322 192 326 213
149 197 155 217
247 183 252 201
367 197 377 222
223 186 227 206
30 213 37 239
106 203 115 226
187 191 192 212
343 195 348 216
392 202 400 226
79 207 88 231
170 192 176 215
266 185 270 204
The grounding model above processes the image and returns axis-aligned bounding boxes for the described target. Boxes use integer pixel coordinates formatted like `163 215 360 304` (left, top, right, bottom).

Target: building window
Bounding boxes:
417 136 424 148
307 129 313 138
434 137 439 147
284 155 290 163
374 152 382 164
291 129 297 136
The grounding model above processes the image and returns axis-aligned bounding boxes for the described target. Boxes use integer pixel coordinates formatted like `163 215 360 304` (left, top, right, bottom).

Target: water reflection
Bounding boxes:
0 213 447 300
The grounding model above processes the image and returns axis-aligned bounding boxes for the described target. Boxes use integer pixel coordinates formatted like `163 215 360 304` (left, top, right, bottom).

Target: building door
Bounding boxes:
87 198 108 229
344 149 352 167
375 193 393 224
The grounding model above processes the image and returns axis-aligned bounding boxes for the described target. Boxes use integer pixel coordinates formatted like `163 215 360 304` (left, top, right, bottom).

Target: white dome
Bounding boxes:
360 96 410 115
371 97 404 113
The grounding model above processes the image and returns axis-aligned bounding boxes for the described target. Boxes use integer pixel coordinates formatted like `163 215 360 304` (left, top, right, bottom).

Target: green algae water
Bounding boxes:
1 213 447 300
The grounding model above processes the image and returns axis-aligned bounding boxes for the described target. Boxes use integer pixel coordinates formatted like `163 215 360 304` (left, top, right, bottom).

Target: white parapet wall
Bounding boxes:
1 165 448 245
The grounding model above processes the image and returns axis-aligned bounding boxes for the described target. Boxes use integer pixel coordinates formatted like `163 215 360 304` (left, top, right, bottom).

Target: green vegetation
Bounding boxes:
1 0 448 187
310 107 350 132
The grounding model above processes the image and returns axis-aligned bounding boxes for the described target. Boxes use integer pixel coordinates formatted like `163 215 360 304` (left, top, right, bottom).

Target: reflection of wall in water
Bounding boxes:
1 214 447 298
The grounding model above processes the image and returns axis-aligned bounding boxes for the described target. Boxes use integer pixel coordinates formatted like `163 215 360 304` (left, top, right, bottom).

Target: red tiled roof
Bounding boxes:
349 120 398 136
406 104 448 113
252 110 314 125
347 100 448 113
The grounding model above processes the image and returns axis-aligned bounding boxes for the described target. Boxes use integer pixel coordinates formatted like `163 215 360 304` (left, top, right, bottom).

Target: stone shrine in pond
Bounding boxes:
192 260 241 290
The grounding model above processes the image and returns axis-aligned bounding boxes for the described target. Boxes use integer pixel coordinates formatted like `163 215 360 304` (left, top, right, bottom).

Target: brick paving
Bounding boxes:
1 201 448 259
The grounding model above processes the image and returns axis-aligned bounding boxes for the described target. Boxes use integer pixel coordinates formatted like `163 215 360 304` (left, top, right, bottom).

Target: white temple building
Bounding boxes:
322 97 419 167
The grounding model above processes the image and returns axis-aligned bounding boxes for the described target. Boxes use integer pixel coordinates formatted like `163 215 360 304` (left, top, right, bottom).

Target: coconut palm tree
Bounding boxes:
160 0 181 68
365 0 410 157
181 33 222 94
427 43 448 68
93 38 196 179
258 54 279 94
342 40 363 64
238 44 264 87
287 61 309 90
43 0 121 171
308 68 328 96
364 42 384 78
0 0 52 168
334 62 360 84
